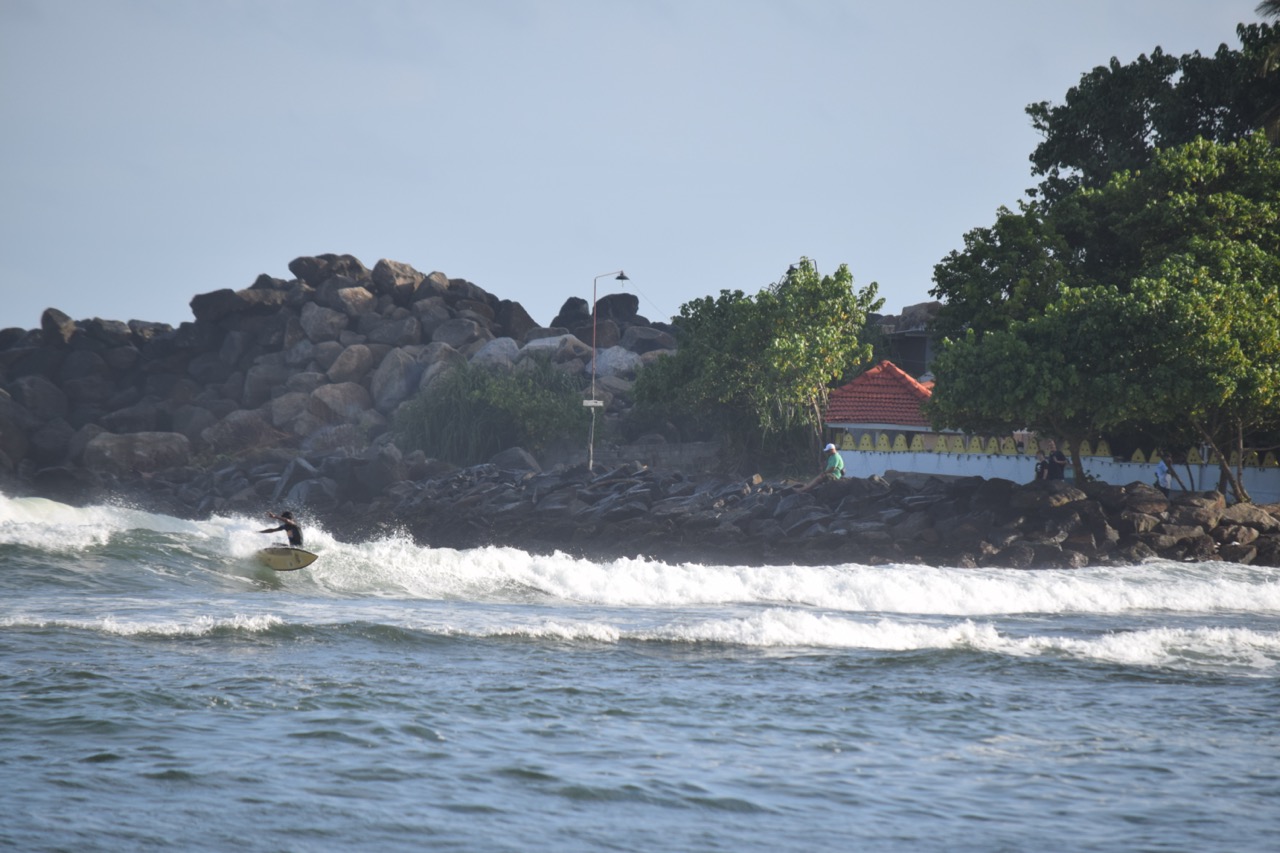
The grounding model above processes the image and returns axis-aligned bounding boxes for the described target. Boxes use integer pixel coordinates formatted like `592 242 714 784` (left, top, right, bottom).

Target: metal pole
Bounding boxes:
586 270 627 472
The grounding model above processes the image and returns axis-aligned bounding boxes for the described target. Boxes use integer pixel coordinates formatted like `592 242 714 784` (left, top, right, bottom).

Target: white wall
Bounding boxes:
840 450 1280 504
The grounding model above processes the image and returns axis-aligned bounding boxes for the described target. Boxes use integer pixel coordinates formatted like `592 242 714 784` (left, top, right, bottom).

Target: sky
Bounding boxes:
0 0 1264 332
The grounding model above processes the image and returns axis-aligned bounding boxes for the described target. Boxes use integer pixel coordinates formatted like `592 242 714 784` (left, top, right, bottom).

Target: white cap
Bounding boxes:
824 443 836 452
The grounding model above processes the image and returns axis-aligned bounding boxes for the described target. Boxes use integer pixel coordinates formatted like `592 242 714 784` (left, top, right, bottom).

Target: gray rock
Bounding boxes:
366 316 421 347
327 344 374 384
490 446 541 472
1221 502 1280 533
470 337 520 373
242 362 291 408
299 302 348 343
432 317 487 350
83 431 191 474
27 417 75 465
200 410 279 455
370 348 423 414
372 258 425 301
620 325 676 354
335 286 377 317
593 346 642 380
10 375 68 422
308 382 372 424
41 308 78 346
522 333 593 364
267 391 310 429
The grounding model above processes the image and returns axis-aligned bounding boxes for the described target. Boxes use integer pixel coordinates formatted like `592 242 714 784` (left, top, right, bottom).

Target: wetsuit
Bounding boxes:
261 519 303 547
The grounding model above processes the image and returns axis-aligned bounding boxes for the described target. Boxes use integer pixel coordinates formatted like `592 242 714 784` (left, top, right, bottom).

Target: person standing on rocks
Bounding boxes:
800 443 845 492
260 511 303 547
1154 453 1183 496
1034 452 1049 481
1044 441 1068 480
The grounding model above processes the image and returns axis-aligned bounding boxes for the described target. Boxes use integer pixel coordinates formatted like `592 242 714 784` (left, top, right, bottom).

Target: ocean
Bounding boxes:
2 492 1278 852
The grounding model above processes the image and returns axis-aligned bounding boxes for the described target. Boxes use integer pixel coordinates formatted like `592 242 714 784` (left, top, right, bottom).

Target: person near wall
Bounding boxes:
1154 453 1176 496
1044 441 1068 480
1034 452 1048 481
799 443 845 492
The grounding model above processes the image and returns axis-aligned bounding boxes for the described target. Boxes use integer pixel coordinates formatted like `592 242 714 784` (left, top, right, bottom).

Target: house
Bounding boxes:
822 360 1280 501
823 360 951 453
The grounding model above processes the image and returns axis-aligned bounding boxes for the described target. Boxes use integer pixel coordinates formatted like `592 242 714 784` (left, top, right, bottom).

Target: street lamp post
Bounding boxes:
586 269 628 471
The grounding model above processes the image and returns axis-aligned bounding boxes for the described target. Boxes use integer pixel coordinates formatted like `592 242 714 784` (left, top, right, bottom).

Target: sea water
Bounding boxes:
1 492 1277 852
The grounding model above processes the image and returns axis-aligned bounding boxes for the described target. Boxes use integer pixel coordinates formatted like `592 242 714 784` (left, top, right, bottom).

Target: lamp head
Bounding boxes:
616 271 629 281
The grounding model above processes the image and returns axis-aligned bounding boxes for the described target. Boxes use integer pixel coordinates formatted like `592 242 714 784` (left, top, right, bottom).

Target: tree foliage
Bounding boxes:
1025 23 1279 201
931 59 1280 499
634 258 882 465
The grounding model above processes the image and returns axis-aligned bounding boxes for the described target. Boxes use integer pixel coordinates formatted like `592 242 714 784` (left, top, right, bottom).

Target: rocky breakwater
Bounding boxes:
344 462 1280 568
0 253 675 512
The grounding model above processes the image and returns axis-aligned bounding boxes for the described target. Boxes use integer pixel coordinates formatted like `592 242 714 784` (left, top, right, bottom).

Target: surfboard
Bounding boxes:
257 546 319 571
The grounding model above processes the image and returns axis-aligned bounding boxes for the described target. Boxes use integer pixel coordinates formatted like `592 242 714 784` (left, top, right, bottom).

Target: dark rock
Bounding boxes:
9 375 68 421
288 254 370 288
41 308 77 347
83 431 190 474
1220 502 1280 533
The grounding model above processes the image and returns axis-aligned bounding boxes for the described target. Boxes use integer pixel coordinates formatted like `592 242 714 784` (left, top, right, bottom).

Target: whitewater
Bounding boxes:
2 492 1278 852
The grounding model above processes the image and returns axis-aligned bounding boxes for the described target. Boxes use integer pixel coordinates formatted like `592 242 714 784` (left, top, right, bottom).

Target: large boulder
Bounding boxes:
308 382 372 424
495 300 538 342
27 417 75 466
9 375 68 421
83 431 191 474
418 343 466 391
522 333 593 364
189 289 243 324
470 337 520 373
372 259 425 302
200 410 281 455
299 302 348 343
288 254 370 288
41 308 79 347
411 297 452 338
370 348 423 414
620 325 676 354
1221 502 1280 533
327 344 374 384
366 316 422 347
334 286 377 317
432 318 487 350
593 346 642 380
595 292 639 325
242 361 292 408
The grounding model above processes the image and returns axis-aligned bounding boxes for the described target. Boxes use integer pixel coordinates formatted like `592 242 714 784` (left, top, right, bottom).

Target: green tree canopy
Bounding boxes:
929 135 1280 498
1026 23 1279 201
634 258 882 465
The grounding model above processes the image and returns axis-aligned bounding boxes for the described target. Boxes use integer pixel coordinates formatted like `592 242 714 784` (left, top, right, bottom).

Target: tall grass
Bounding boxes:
394 356 587 466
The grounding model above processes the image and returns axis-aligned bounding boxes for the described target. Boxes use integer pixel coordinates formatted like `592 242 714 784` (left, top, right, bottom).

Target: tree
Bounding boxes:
930 202 1070 339
634 258 882 466
929 136 1280 499
926 287 1143 481
1025 23 1279 201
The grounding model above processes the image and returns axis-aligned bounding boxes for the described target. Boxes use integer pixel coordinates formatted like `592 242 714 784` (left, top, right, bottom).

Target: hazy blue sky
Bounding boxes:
0 1 1261 331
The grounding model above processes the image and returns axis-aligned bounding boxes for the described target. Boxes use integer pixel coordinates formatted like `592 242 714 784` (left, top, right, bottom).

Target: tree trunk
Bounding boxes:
1194 418 1251 504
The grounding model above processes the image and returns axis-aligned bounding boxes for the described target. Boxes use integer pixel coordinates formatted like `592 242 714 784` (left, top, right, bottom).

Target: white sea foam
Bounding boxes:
5 492 1280 620
0 612 286 636
420 610 1280 672
0 493 207 551
300 537 1280 617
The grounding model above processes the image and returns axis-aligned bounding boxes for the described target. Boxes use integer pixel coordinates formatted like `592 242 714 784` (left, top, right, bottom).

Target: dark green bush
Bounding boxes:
394 356 586 466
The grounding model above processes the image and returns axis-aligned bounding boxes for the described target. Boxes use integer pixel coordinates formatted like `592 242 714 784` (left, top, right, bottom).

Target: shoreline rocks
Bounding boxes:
2 251 1278 568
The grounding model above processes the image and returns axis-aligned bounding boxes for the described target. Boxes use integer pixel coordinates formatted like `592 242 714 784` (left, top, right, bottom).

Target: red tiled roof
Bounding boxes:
825 360 932 427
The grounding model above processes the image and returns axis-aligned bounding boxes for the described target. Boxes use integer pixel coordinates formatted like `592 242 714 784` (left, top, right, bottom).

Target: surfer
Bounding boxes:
260 511 303 547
